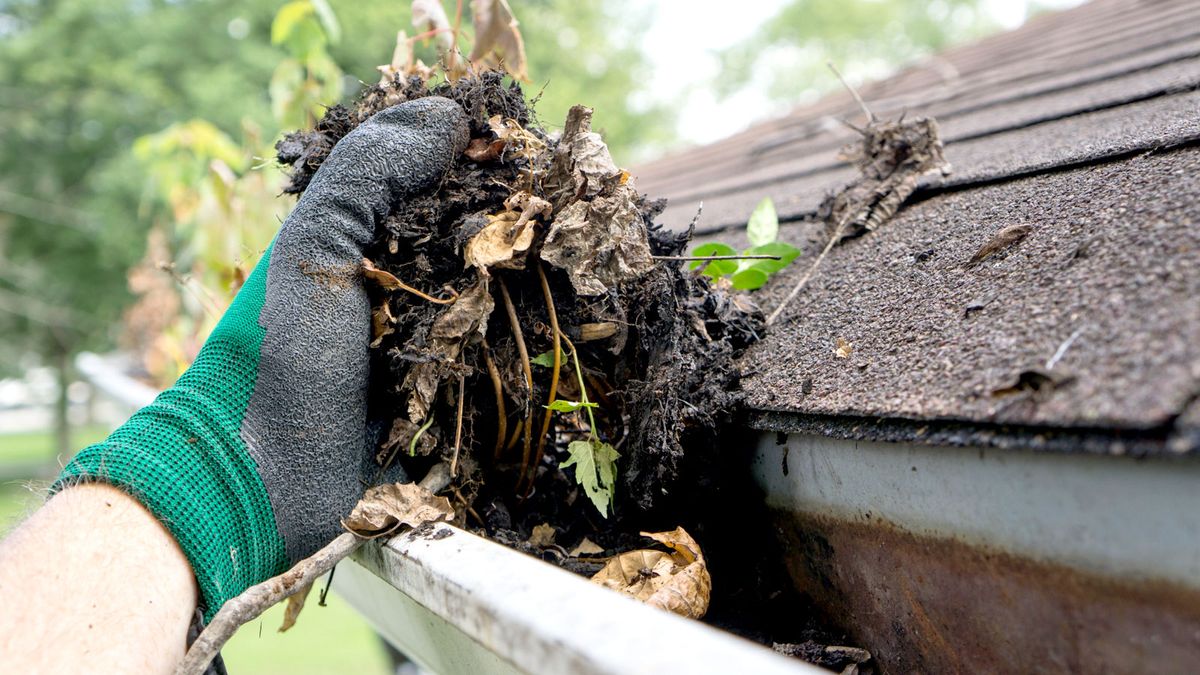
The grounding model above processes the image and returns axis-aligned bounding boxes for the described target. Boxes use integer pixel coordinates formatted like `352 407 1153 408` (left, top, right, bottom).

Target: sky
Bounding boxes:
634 0 1087 150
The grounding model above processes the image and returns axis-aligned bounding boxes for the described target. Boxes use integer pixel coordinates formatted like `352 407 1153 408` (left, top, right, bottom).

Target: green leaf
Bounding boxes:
741 241 801 275
687 242 738 279
271 1 314 45
561 439 620 517
530 349 557 367
746 197 778 247
545 399 598 413
309 0 341 44
730 267 770 290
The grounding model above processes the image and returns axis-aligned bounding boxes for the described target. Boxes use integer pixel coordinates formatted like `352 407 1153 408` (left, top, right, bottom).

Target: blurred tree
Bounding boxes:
0 0 666 456
717 0 998 103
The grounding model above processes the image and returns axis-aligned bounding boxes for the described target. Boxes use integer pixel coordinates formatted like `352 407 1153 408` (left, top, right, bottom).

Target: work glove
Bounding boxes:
56 97 470 620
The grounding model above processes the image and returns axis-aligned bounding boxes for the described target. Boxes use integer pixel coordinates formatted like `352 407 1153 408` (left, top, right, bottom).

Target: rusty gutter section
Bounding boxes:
754 432 1200 673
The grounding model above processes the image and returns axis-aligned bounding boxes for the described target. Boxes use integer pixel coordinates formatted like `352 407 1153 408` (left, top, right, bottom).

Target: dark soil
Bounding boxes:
277 71 856 669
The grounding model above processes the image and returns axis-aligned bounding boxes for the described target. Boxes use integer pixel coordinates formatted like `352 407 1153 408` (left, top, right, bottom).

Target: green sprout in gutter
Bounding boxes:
689 197 801 290
532 336 619 518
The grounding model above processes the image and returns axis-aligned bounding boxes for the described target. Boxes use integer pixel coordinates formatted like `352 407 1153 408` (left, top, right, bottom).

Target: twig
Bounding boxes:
499 277 535 485
766 227 841 326
525 263 562 496
1045 327 1084 370
175 533 362 675
450 374 465 477
653 254 782 262
828 61 875 124
483 342 508 460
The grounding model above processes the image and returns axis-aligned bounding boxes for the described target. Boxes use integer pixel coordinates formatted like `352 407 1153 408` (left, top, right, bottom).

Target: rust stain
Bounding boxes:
773 510 1200 675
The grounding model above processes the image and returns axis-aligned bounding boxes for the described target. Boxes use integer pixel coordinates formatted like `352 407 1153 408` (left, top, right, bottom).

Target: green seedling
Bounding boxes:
533 343 619 517
689 197 801 290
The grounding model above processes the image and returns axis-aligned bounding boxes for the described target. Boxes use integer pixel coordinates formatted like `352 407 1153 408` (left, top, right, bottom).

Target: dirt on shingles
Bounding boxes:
275 70 764 566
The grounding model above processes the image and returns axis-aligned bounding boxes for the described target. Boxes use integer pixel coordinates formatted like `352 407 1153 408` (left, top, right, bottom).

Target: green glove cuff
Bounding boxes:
54 246 288 621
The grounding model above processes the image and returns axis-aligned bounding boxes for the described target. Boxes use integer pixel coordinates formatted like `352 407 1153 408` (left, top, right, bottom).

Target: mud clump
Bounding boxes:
275 71 762 559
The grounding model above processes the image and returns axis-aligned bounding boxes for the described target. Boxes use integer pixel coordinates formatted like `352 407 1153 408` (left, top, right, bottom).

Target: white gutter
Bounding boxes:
75 352 157 410
753 433 1200 588
337 522 824 675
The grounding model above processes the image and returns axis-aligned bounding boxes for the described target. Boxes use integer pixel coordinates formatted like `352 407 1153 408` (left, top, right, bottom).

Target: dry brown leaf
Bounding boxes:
362 258 404 290
570 537 604 557
463 192 552 271
540 106 654 296
528 522 556 548
835 337 853 359
342 482 455 539
590 527 711 619
279 582 313 633
968 223 1033 265
403 277 494 421
468 0 528 80
370 301 395 349
464 137 507 162
376 418 438 466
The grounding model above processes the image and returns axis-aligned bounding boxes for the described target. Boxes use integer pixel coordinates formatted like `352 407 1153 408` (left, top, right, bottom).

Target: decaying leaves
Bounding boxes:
528 522 556 548
570 537 604 557
463 191 552 271
968 223 1033 266
377 418 438 466
341 482 454 539
591 527 711 619
370 301 396 348
402 277 494 421
468 0 528 80
835 337 853 359
540 106 654 296
822 117 951 244
279 582 313 633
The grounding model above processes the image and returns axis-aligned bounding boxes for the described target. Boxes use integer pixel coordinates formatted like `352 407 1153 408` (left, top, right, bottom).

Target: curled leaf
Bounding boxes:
545 399 598 413
528 522 556 548
463 192 552 271
590 527 711 619
468 0 528 80
279 582 313 633
341 482 454 540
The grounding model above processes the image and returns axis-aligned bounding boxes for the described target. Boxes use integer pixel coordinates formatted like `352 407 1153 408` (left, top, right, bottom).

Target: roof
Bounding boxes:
632 0 1200 452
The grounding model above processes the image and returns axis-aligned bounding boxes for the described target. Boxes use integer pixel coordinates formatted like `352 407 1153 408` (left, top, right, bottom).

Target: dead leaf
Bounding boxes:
464 136 507 162
528 522 556 548
570 537 604 557
403 276 494 421
341 482 455 539
590 527 711 619
463 192 552 271
822 117 951 244
362 258 405 290
370 301 395 348
835 337 853 359
468 0 528 80
540 106 654 296
279 582 313 633
376 418 438 466
967 224 1033 265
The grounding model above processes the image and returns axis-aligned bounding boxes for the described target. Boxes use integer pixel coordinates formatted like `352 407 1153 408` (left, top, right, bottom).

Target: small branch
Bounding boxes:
766 235 837 326
499 276 535 485
525 263 561 496
175 533 362 675
1045 327 1084 370
483 342 508 460
654 254 782 262
450 374 465 477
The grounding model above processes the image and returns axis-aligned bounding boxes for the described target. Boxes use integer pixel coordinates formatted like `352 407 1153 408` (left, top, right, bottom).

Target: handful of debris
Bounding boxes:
276 71 762 568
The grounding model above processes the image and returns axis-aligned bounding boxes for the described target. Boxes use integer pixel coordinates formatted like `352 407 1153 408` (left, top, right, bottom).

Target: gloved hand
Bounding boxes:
56 97 470 620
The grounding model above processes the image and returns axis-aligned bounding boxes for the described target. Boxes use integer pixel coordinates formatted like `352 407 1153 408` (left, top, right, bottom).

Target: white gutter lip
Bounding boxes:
339 522 824 675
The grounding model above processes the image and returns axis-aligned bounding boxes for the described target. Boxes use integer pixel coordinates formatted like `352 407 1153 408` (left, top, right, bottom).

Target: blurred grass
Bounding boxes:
0 429 391 675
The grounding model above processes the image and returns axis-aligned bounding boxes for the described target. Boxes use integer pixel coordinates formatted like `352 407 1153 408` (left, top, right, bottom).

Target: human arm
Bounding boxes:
0 96 469 672
0 484 197 674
